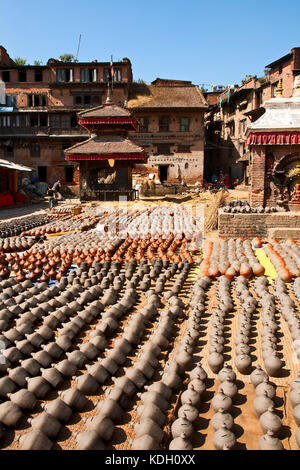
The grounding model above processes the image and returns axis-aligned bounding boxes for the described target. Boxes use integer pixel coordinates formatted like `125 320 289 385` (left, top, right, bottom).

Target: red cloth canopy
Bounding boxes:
246 131 300 146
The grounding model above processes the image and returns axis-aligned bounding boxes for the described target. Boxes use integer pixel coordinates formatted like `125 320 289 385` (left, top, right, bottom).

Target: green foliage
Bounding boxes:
59 54 75 62
14 57 27 66
33 60 43 66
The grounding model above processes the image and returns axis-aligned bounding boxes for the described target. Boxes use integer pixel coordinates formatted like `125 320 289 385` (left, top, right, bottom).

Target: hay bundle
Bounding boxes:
205 190 229 232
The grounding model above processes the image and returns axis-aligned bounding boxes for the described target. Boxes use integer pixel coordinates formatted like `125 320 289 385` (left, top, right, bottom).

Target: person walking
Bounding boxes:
46 185 55 209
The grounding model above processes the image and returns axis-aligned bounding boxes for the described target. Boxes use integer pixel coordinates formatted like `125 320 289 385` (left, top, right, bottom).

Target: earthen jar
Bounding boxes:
258 430 284 450
259 406 282 435
253 391 274 417
250 365 268 387
211 408 234 431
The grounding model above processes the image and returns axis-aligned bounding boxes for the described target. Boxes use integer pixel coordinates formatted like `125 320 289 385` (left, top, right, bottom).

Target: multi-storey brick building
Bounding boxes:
128 79 207 184
0 46 207 190
204 47 300 187
0 46 132 185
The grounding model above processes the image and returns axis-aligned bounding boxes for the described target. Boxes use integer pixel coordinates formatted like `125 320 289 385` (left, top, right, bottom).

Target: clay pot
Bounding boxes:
169 433 193 450
178 404 199 422
18 430 53 450
211 408 234 431
256 378 276 399
211 392 232 412
259 406 282 435
212 424 236 450
290 389 300 408
235 354 251 374
132 435 160 450
208 352 224 374
171 417 194 439
258 430 284 450
134 418 164 443
253 391 274 417
218 364 236 383
250 365 268 387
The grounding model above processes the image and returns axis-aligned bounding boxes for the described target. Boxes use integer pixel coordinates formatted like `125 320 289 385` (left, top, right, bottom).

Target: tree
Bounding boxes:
59 54 75 62
34 60 43 66
14 57 27 66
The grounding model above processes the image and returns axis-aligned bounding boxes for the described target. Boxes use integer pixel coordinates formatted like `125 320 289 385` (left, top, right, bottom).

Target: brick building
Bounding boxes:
0 46 207 190
0 46 132 185
128 79 207 184
204 47 300 186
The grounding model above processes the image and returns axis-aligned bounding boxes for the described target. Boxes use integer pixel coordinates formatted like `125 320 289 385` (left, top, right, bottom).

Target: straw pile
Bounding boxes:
204 190 229 232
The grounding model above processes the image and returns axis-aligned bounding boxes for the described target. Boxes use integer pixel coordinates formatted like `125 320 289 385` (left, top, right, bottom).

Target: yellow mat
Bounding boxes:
255 248 278 282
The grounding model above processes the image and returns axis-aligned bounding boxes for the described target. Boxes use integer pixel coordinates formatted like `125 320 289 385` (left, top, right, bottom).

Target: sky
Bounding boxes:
1 0 300 90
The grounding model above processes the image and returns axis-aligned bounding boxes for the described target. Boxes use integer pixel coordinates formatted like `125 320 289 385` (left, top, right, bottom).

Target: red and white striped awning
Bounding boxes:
246 131 300 146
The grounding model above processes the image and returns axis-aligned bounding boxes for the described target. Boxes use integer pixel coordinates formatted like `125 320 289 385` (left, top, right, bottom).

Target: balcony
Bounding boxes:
0 127 88 137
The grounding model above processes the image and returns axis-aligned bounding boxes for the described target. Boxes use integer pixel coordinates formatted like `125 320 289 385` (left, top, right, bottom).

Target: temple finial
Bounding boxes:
276 79 283 97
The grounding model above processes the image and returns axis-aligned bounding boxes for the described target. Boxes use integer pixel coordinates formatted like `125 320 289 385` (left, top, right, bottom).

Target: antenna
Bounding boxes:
75 34 82 62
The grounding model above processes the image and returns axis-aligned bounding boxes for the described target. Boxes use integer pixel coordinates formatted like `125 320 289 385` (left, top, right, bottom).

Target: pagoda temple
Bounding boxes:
246 77 300 210
64 101 147 201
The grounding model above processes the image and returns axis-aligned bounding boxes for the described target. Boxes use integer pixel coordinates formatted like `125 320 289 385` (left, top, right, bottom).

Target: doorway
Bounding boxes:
38 166 47 182
159 165 168 183
65 166 74 183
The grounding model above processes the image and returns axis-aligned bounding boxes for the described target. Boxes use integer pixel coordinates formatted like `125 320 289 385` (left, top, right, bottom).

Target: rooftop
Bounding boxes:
128 79 207 109
64 135 145 156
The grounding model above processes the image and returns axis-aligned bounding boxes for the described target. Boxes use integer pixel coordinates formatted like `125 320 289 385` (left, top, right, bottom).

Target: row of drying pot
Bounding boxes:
75 282 188 450
233 276 258 374
22 213 101 237
272 240 300 276
0 214 49 239
273 278 300 365
207 276 233 375
263 244 295 282
0 236 38 253
250 366 284 450
200 238 264 280
290 373 300 448
4 266 146 448
253 277 283 377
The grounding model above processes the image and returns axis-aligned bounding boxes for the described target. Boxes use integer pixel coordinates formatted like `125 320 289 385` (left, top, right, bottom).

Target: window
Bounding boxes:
18 69 27 82
71 114 78 127
4 145 14 158
184 163 189 169
34 68 43 82
228 121 235 136
104 68 111 82
40 114 47 127
177 145 191 153
240 119 247 135
5 95 17 107
28 94 47 107
31 143 40 158
0 115 11 127
80 68 97 82
38 166 47 182
50 114 61 128
272 82 278 97
114 68 122 82
180 117 190 132
57 68 73 82
139 117 149 132
159 116 170 132
30 114 38 127
2 71 10 82
61 115 70 128
279 65 282 74
92 95 101 105
65 166 74 183
74 94 100 106
256 89 263 107
157 144 171 155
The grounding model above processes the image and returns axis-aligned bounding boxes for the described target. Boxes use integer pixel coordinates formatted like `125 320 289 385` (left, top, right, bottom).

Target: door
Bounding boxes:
38 166 47 182
159 165 168 182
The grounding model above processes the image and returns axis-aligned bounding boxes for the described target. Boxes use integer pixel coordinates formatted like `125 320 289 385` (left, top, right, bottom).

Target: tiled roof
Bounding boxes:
78 104 132 119
64 135 145 155
127 82 207 109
